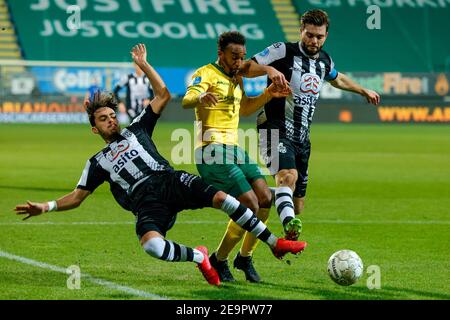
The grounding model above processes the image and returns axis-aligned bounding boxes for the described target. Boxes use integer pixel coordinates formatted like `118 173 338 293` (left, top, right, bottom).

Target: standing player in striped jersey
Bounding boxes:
113 62 154 121
239 9 380 240
14 43 307 287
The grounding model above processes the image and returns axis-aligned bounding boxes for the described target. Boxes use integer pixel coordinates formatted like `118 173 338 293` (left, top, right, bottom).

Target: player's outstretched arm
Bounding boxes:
329 72 380 105
238 59 290 90
240 80 291 116
14 189 91 221
131 43 171 114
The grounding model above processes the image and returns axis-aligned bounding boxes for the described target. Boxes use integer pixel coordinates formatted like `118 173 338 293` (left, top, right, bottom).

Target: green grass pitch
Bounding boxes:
0 122 449 300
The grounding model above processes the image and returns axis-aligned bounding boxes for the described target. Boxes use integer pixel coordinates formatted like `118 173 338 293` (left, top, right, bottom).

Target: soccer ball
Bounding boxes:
327 250 363 286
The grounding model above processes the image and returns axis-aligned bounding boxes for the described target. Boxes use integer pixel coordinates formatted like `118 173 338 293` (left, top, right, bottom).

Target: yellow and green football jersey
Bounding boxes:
185 62 242 149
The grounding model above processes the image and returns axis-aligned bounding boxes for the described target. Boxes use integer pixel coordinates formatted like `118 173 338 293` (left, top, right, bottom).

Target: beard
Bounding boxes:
227 66 238 76
301 42 322 56
100 128 121 143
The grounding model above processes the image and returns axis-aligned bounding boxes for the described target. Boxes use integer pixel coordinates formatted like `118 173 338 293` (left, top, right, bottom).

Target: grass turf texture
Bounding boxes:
0 123 449 300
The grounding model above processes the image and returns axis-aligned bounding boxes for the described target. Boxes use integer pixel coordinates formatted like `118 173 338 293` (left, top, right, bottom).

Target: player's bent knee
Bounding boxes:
142 237 166 259
212 190 228 208
276 170 298 189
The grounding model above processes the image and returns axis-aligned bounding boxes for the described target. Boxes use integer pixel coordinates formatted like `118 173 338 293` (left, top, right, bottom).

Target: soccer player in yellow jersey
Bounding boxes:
182 31 291 283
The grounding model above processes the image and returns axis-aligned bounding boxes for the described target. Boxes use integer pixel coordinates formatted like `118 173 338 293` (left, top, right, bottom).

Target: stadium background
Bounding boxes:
0 0 449 301
1 0 449 123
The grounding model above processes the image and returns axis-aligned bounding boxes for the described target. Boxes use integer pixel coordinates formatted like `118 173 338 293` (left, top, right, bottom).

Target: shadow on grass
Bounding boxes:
179 280 450 300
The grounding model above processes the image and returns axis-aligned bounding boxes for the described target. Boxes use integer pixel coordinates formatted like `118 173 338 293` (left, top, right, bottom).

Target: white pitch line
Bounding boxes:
0 250 168 300
0 220 449 226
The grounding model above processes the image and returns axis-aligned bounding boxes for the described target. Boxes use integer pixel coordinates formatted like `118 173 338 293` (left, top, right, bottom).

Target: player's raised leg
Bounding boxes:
211 190 307 259
139 230 220 286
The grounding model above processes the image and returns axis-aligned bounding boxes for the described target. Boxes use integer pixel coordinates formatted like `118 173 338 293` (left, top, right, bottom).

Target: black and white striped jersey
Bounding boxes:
113 73 154 119
76 106 173 211
253 42 338 144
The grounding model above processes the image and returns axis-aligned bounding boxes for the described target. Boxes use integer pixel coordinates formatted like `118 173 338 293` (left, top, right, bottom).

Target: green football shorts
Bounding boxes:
195 144 265 198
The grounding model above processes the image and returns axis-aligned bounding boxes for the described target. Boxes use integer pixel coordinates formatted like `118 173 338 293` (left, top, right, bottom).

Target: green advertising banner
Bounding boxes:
293 0 450 73
8 0 286 66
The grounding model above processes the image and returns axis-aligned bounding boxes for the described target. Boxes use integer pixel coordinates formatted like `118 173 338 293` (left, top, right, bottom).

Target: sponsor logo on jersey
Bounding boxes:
107 141 130 161
192 76 201 86
112 149 140 173
258 48 270 57
122 130 133 138
180 172 197 187
278 142 287 154
272 42 283 49
300 73 321 95
293 94 318 107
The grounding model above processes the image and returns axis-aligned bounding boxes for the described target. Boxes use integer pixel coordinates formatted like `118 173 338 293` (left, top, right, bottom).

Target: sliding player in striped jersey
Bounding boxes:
14 44 307 286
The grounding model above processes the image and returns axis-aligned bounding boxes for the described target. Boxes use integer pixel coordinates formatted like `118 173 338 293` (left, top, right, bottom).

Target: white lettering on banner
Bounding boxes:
0 113 88 123
56 0 87 10
94 0 119 12
151 0 254 14
196 0 228 14
31 0 50 10
80 21 100 37
96 21 116 37
40 19 264 40
348 0 372 5
227 0 254 14
138 22 163 38
54 69 103 91
309 0 450 7
30 0 256 14
181 0 195 13
49 20 77 36
128 0 143 12
117 21 139 38
165 22 188 39
152 0 175 13
372 0 393 7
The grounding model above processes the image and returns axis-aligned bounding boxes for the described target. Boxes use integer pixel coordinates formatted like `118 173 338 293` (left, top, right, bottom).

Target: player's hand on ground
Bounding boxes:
131 43 148 67
267 83 292 98
267 66 290 91
362 89 380 105
14 201 46 220
198 92 218 106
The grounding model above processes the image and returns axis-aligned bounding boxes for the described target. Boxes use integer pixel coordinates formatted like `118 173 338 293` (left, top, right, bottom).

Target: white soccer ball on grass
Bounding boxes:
327 249 363 286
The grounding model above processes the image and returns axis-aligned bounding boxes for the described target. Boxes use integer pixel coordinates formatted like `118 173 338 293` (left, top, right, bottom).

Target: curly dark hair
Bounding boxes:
85 91 118 127
217 31 246 51
300 9 330 31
